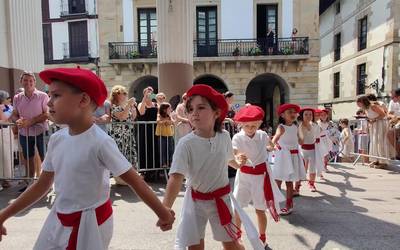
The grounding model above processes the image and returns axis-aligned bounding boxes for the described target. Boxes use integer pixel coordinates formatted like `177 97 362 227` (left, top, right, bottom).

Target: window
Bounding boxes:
68 0 86 14
42 24 53 63
333 72 340 98
196 6 218 56
256 5 278 40
334 33 341 61
137 8 157 56
357 63 367 95
335 1 341 14
358 16 367 51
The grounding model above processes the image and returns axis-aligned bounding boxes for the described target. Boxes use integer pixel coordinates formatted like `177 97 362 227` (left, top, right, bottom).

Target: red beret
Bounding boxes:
320 109 330 114
277 103 300 115
314 109 323 114
186 84 228 121
234 105 264 122
300 107 315 113
39 66 107 106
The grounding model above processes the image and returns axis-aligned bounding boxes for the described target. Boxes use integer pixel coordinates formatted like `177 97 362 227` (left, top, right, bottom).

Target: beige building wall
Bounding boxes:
318 0 398 120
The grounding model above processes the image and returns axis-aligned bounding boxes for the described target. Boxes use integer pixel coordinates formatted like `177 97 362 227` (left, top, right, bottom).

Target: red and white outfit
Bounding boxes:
232 130 285 220
318 121 333 156
300 123 325 175
272 124 306 182
34 125 131 250
171 130 264 250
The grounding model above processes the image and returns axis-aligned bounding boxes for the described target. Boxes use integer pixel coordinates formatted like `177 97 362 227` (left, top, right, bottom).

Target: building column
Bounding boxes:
157 0 194 100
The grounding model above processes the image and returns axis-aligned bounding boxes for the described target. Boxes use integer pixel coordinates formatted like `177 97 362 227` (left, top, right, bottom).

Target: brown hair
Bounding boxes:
186 95 223 132
158 102 171 118
19 71 36 82
339 118 349 125
356 95 371 109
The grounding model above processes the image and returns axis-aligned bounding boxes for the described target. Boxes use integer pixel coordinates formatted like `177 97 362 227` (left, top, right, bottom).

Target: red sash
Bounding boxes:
321 135 326 138
240 163 279 222
57 199 113 250
301 144 315 150
191 185 241 240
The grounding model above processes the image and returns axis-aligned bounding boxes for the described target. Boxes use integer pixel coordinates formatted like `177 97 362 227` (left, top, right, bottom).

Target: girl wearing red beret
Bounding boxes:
271 104 306 215
163 85 264 250
231 105 285 247
317 109 334 170
297 108 325 193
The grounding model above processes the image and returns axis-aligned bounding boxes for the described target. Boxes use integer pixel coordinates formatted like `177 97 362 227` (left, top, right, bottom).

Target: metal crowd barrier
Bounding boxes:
350 118 399 166
0 119 238 184
0 122 55 182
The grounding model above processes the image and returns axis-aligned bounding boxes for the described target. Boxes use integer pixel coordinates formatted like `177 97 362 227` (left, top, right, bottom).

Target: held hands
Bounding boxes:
156 208 175 231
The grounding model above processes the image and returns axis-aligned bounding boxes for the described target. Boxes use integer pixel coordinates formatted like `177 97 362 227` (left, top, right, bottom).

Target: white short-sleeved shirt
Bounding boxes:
42 125 132 213
232 130 269 166
170 130 234 193
388 100 400 116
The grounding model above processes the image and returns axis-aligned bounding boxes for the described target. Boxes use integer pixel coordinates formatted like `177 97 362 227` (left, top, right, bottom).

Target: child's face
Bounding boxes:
314 113 321 121
167 106 172 114
320 112 328 122
241 121 262 137
282 108 298 123
303 110 313 123
47 81 88 124
356 102 365 109
187 96 219 132
339 122 346 128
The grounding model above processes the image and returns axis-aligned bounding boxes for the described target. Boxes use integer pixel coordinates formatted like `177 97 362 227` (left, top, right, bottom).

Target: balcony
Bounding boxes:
60 0 91 17
108 37 309 60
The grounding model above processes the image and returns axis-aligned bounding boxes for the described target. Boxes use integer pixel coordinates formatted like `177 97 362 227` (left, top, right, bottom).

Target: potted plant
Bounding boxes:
248 46 262 56
126 51 140 59
232 47 240 56
281 46 294 55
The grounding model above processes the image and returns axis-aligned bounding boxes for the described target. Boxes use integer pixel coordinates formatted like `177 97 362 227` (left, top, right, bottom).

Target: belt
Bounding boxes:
191 185 240 240
301 143 315 150
57 199 113 250
240 163 279 222
321 135 326 138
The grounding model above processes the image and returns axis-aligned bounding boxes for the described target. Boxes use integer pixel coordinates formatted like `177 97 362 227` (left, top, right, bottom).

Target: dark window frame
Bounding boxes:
334 32 341 61
358 16 368 51
335 1 341 14
137 8 157 56
357 63 367 95
42 23 53 63
333 72 340 98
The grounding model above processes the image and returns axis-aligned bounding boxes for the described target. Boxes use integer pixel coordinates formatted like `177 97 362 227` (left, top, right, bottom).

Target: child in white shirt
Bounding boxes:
0 67 174 249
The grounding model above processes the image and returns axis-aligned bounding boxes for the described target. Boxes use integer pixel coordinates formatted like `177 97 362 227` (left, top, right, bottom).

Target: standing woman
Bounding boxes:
266 28 275 55
174 93 191 143
137 87 160 176
357 95 393 167
109 85 137 167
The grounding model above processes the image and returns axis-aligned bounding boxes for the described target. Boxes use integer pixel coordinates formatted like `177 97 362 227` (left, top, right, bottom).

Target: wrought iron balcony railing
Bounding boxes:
108 37 309 60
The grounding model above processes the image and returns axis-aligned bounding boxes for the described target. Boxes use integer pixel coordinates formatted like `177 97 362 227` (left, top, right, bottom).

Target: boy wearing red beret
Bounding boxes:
0 67 174 249
231 105 285 247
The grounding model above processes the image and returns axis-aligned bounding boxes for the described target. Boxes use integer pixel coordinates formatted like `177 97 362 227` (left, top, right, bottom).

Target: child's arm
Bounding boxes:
119 169 175 231
229 149 247 169
272 125 285 148
163 173 185 209
0 171 54 241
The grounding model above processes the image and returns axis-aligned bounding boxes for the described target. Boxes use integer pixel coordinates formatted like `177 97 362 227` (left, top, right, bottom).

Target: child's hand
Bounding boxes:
156 208 175 231
237 154 247 166
0 223 7 241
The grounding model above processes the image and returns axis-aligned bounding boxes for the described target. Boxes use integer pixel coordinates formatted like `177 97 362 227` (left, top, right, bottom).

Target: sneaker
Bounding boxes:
280 207 293 215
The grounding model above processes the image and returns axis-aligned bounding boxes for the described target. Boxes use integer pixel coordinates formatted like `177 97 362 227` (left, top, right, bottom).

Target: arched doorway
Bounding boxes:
129 75 158 100
193 74 228 93
245 73 289 129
